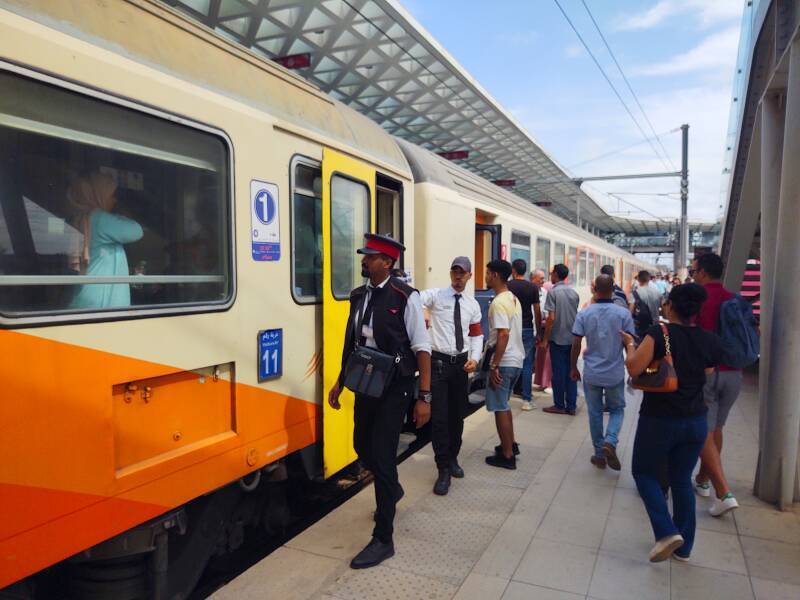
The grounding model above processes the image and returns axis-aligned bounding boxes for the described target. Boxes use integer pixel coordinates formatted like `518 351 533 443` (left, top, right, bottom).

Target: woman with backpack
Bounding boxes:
621 284 725 563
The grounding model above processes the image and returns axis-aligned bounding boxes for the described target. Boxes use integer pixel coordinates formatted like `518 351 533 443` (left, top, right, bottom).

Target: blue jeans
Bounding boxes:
632 414 707 556
549 342 577 411
485 367 521 412
521 328 536 401
583 380 625 456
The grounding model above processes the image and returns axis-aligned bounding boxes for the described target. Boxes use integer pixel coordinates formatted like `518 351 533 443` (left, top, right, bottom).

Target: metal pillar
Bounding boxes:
722 109 761 293
755 93 784 502
678 124 689 276
760 39 800 508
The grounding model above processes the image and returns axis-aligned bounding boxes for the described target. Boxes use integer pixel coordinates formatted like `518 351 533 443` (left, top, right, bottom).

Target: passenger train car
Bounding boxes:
0 1 650 597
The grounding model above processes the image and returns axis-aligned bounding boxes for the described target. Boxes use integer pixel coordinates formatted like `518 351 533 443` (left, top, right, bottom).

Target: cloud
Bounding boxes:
564 43 584 58
616 0 742 32
632 26 740 76
617 0 673 31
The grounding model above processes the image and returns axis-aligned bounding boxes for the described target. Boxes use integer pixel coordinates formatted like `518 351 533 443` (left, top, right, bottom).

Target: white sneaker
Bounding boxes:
694 479 711 497
672 552 690 562
649 534 684 562
521 401 537 411
709 493 739 517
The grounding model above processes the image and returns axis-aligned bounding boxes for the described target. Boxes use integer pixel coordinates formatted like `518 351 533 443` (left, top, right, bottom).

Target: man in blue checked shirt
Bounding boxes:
570 274 636 471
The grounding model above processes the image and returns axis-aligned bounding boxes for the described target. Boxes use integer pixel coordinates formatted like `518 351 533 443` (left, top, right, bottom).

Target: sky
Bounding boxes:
399 0 745 226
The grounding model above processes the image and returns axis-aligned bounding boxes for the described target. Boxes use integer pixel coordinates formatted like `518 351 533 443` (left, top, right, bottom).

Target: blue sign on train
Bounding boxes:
251 179 280 261
258 329 283 381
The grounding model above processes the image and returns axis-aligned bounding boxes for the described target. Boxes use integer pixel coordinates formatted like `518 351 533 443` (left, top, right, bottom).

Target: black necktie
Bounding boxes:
454 294 464 352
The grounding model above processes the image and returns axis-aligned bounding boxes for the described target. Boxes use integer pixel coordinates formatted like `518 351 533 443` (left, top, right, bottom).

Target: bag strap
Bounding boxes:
660 322 671 356
356 293 374 348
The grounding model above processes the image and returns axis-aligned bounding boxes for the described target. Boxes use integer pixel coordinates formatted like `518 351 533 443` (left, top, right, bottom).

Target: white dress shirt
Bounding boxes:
355 276 431 354
419 286 483 362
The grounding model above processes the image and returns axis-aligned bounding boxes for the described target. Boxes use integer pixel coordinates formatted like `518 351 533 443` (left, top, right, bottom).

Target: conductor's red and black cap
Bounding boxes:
356 233 405 261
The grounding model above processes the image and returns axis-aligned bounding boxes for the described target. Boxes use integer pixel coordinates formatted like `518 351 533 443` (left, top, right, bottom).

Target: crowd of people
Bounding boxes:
328 233 756 570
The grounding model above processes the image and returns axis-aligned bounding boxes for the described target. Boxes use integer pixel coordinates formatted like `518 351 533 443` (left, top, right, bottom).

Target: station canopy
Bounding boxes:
163 0 704 236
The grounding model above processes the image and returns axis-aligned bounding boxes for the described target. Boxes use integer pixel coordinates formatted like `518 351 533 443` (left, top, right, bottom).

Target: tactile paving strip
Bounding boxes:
326 564 458 600
459 452 545 489
394 509 497 559
413 480 523 529
388 535 476 585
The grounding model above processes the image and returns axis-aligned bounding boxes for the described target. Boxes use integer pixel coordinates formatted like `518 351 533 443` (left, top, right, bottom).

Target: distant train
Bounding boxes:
0 1 650 597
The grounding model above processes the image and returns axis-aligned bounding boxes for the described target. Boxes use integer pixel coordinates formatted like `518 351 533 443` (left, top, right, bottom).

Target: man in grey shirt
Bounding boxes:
540 264 580 415
630 270 662 338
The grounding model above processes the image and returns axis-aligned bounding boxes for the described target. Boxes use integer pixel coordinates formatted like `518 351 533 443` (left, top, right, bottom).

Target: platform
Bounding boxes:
211 377 800 600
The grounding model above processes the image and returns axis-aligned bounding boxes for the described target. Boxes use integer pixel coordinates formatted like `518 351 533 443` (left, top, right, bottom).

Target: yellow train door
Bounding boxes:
321 148 376 478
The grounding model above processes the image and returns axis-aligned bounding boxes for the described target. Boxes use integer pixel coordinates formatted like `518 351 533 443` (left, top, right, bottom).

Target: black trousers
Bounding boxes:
354 377 413 543
431 353 468 470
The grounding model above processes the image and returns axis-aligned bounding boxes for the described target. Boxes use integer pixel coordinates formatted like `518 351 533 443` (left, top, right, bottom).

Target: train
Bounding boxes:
0 1 651 597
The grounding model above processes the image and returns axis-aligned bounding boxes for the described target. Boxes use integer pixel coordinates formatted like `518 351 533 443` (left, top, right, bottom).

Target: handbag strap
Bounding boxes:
660 322 671 356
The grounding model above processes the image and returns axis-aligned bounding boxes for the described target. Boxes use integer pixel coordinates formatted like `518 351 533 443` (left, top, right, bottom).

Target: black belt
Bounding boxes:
432 351 468 364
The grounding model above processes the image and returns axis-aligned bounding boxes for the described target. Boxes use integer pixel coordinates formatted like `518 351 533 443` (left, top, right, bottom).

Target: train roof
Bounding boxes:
2 0 410 178
397 138 646 262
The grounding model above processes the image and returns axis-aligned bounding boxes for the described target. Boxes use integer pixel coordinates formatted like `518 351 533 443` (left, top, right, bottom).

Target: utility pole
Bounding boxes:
678 124 689 276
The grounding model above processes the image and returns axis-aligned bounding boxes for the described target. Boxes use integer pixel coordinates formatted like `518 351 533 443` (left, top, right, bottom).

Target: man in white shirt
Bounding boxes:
484 259 525 470
420 256 483 495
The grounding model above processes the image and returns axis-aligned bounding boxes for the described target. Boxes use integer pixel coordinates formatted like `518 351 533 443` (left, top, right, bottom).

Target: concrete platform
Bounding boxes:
211 377 800 600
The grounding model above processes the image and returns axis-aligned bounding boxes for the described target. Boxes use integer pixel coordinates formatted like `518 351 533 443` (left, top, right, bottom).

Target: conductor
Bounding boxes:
328 233 432 569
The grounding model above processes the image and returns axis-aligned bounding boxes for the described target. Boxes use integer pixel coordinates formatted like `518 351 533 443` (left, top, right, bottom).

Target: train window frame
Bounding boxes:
0 63 236 328
510 229 531 275
329 173 370 301
289 154 322 306
535 236 551 274
554 242 566 265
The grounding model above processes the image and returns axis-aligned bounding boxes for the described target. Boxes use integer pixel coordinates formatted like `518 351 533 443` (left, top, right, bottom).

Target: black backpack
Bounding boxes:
632 290 654 337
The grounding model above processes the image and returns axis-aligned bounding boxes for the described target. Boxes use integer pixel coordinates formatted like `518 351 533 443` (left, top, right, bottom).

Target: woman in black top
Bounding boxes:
621 284 724 563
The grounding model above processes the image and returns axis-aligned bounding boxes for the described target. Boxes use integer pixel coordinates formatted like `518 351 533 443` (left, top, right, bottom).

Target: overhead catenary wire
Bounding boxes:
552 0 673 172
580 0 678 171
567 127 680 170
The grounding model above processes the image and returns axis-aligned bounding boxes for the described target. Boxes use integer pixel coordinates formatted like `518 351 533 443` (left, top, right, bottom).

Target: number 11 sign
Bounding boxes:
258 329 283 382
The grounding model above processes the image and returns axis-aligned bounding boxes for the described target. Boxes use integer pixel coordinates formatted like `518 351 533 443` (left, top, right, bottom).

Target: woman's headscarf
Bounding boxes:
67 172 117 270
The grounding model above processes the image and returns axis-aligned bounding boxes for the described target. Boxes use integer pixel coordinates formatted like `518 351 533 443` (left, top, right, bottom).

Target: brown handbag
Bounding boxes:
631 323 679 393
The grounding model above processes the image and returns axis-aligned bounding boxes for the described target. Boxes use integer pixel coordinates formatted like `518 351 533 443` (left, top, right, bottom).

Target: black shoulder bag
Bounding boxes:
342 293 401 399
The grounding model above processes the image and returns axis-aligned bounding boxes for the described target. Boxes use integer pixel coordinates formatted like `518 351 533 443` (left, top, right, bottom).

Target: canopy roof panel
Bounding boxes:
163 0 716 237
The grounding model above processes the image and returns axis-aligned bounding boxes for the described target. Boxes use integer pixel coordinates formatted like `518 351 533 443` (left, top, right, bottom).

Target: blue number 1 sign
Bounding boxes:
258 329 283 381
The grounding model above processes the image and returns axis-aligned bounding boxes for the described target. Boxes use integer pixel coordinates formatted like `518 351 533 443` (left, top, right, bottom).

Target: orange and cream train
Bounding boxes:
0 1 650 596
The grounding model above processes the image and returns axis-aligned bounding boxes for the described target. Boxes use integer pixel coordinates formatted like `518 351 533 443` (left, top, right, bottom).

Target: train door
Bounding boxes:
474 223 502 289
321 148 376 478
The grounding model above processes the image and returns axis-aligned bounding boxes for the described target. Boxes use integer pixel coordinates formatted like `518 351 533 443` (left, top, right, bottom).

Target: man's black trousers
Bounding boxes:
431 352 469 470
353 377 412 543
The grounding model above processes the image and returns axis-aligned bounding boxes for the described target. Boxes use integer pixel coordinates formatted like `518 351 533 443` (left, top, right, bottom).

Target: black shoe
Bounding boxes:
350 537 395 569
485 454 516 470
494 442 520 456
449 459 465 478
602 443 621 471
433 468 451 495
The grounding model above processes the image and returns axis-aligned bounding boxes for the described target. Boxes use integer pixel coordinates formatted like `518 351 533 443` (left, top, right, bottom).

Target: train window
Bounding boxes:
578 249 587 286
291 159 322 304
0 71 231 321
376 187 399 240
589 252 597 281
569 246 578 278
330 175 369 300
554 242 566 264
535 237 550 273
510 230 531 275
